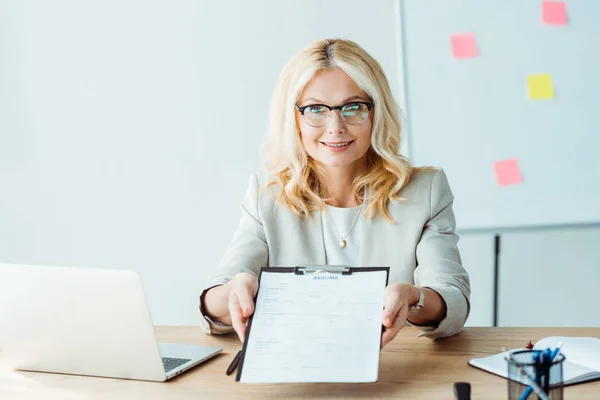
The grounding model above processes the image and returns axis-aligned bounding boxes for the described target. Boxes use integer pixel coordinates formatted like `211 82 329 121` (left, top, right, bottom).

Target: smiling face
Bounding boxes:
296 68 373 171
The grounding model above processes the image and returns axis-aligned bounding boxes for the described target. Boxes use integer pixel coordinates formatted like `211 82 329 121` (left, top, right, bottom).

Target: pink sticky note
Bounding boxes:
494 158 523 187
450 33 478 59
542 1 567 25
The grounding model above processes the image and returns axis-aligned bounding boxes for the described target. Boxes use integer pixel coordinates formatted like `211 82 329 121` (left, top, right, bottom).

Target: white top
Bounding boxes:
322 204 363 265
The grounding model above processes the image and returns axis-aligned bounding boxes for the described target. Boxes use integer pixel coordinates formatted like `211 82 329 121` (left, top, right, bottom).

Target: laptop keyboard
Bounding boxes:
162 357 191 373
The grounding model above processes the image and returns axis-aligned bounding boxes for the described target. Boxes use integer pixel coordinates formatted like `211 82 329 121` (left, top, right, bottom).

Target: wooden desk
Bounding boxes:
1 327 599 399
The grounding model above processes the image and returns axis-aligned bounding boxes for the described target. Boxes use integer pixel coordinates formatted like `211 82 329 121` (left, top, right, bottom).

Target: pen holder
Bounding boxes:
507 350 565 400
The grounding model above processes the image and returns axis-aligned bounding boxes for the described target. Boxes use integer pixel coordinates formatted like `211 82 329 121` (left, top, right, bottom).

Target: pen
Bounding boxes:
226 350 241 376
549 341 564 361
453 382 471 400
519 343 562 400
515 365 550 400
518 351 542 400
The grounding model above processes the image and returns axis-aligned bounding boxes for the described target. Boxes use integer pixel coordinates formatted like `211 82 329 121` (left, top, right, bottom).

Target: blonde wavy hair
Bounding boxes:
261 38 413 222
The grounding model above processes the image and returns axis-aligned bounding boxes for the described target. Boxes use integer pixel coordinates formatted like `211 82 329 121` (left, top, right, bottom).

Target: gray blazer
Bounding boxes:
198 168 470 340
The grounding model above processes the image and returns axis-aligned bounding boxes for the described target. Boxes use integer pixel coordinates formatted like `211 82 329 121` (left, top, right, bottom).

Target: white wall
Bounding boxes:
0 0 404 325
460 234 495 327
499 226 600 327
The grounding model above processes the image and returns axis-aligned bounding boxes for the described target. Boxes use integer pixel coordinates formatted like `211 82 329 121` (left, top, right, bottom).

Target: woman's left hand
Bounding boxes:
381 282 420 348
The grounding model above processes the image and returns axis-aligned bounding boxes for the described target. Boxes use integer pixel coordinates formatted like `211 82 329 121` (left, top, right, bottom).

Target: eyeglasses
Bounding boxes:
295 101 374 127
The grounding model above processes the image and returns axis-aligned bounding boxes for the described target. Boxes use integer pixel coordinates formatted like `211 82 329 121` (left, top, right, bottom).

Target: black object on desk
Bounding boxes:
453 382 471 400
226 351 241 376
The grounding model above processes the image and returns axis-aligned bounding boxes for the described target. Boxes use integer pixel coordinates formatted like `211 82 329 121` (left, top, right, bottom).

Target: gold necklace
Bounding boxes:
325 204 363 248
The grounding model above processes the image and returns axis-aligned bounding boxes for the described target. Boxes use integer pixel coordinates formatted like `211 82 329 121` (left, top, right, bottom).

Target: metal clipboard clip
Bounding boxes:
294 265 352 275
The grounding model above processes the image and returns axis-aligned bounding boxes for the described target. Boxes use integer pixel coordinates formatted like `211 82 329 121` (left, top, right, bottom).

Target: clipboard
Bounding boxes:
236 265 390 383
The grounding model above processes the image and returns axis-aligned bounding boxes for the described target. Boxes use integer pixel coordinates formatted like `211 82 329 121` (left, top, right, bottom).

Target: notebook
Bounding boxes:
468 336 600 386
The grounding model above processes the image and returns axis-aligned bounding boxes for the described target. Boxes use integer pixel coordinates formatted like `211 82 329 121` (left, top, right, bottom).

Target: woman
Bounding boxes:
198 38 470 347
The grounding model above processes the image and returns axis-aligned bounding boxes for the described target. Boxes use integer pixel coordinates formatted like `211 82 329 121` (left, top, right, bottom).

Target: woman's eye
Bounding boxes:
341 103 361 116
307 106 327 114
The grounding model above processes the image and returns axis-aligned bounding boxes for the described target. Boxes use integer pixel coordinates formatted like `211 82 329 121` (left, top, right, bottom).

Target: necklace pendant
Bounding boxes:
338 238 347 248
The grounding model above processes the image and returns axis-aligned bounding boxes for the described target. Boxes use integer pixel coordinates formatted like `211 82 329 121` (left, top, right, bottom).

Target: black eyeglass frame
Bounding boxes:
295 101 374 126
295 101 374 115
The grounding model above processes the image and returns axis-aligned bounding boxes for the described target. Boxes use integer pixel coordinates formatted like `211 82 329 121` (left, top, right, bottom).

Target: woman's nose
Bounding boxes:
327 110 346 134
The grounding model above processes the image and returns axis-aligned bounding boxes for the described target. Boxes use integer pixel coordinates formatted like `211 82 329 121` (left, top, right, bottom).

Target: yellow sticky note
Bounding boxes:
528 74 555 100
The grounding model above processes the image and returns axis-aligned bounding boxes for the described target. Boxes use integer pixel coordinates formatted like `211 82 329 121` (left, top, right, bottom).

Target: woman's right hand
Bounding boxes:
228 272 259 342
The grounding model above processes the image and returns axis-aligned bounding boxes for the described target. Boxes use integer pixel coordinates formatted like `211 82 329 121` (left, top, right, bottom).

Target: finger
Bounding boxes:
381 307 406 348
382 289 402 328
235 283 256 318
381 304 409 348
229 292 247 342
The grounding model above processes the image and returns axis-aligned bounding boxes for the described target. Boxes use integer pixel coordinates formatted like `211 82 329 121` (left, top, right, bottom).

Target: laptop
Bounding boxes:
0 263 222 381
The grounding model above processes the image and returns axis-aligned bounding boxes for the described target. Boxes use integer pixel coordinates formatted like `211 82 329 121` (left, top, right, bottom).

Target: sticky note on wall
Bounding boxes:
542 1 567 25
528 74 555 100
494 158 523 187
450 33 478 59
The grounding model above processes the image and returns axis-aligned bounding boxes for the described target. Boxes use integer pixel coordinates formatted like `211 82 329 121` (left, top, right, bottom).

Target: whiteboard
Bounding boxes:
400 0 600 230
